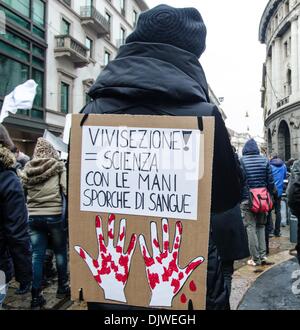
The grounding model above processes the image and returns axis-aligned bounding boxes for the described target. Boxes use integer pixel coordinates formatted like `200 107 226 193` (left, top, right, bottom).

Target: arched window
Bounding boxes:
278 120 291 161
268 129 272 155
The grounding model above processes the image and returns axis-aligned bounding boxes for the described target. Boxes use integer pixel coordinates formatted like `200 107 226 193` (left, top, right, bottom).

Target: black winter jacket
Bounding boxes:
0 147 32 284
83 42 240 310
240 139 274 201
83 42 241 214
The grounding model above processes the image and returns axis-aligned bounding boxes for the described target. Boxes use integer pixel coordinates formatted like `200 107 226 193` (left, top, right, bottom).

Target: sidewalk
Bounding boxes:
230 226 297 310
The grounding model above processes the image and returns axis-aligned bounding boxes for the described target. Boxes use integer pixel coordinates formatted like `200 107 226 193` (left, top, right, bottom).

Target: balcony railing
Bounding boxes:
277 96 290 109
80 6 110 37
54 35 89 68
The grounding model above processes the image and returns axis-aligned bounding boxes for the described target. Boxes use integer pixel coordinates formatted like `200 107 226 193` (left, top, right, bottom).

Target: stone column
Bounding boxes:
272 38 281 109
291 16 299 94
266 57 273 112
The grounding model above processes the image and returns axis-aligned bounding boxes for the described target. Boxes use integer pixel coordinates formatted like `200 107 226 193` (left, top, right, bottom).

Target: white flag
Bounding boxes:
61 114 72 160
43 130 68 154
0 80 38 123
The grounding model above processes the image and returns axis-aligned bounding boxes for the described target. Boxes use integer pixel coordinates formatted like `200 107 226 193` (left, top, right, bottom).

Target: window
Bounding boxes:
120 0 125 16
120 27 126 44
32 69 43 109
284 41 288 57
85 36 93 59
104 50 111 66
0 28 45 118
285 0 290 14
105 12 111 25
0 39 29 62
2 30 30 49
0 54 29 98
61 18 70 35
3 0 30 17
63 0 71 6
61 82 69 114
1 0 46 39
133 10 138 27
105 11 111 38
33 0 45 28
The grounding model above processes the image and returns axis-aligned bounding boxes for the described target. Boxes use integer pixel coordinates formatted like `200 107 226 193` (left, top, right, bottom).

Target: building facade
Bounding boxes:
208 85 227 121
0 0 148 153
260 0 300 160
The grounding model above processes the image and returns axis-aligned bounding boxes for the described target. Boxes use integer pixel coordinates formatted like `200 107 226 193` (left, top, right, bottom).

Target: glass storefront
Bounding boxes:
0 0 46 120
0 0 46 39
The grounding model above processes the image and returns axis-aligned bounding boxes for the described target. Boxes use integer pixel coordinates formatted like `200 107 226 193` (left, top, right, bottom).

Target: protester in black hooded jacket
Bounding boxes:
0 124 32 299
82 5 241 310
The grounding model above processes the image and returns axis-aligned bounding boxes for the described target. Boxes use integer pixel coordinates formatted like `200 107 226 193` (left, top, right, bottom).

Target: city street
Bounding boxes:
2 226 299 311
1 0 300 314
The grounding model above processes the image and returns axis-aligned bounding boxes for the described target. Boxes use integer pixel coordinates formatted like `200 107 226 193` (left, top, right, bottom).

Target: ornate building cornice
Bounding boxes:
259 0 283 43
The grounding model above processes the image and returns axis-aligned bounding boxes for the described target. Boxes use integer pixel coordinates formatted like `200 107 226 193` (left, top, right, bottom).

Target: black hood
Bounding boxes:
242 139 260 156
88 42 210 110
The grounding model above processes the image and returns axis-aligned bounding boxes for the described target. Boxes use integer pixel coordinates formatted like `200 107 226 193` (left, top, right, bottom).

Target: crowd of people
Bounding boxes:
0 4 300 311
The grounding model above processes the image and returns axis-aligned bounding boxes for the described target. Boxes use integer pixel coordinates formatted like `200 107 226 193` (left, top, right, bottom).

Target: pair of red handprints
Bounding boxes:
75 214 204 307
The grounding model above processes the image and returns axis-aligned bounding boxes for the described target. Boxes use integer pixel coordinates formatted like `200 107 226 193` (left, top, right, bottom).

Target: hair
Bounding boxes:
0 124 15 151
271 152 278 159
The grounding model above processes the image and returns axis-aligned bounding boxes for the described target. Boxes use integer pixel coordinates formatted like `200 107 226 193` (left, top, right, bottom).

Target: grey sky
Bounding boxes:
145 0 270 136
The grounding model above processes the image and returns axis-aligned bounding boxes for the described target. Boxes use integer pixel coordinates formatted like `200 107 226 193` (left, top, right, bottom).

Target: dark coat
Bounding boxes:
287 160 300 216
82 42 240 310
211 204 249 262
0 147 32 284
84 42 241 214
270 158 287 197
240 139 275 201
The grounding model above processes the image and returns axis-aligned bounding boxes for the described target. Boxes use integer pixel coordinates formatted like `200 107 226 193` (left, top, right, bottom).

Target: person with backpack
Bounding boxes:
0 124 32 306
287 160 300 265
211 144 249 298
22 138 69 309
240 139 275 267
270 154 287 237
82 4 241 310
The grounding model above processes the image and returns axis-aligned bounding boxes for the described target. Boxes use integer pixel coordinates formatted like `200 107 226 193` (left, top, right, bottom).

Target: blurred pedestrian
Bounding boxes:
270 153 287 237
287 160 300 265
286 158 296 174
22 138 69 309
240 139 275 267
14 147 30 171
0 124 32 304
211 145 249 298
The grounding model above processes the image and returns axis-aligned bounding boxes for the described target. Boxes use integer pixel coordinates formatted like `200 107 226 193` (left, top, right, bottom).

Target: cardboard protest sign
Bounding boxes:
69 114 214 310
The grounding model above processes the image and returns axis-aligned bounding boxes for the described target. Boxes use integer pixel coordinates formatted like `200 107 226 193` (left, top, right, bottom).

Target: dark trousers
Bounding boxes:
221 260 234 297
265 212 273 255
274 197 282 236
29 215 68 290
297 216 300 264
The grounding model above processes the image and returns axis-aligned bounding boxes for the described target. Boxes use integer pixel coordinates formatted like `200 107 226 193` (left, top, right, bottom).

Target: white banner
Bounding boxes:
80 126 203 220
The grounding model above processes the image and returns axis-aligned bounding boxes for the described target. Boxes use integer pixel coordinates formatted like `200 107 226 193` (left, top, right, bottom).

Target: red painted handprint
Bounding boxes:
139 218 205 307
75 214 137 303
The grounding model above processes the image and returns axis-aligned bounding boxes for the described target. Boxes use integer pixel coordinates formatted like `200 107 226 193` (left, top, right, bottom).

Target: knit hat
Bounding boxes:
126 4 207 58
33 138 59 160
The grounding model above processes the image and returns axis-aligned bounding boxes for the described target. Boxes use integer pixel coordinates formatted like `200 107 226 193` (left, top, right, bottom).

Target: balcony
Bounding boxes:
80 6 110 37
54 35 89 68
277 96 290 108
